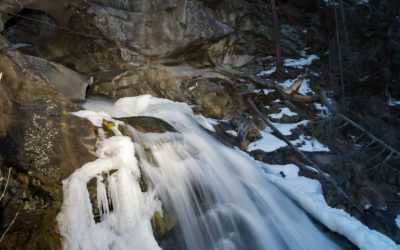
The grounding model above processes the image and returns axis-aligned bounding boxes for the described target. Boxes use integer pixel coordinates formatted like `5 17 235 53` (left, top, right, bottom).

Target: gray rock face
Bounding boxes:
2 0 306 72
88 0 233 57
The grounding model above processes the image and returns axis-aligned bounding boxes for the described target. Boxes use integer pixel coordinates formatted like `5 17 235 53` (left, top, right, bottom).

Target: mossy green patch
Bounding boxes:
151 211 178 237
102 119 115 130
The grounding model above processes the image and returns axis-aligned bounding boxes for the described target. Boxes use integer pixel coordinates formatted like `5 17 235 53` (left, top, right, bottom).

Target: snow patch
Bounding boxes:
225 130 238 137
257 67 276 76
291 135 330 152
284 54 319 69
271 120 309 136
269 107 298 119
263 89 275 95
314 103 330 118
396 214 400 229
247 128 287 152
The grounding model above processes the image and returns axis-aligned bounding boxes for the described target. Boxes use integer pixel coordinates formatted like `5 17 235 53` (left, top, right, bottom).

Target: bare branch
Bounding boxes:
0 168 12 201
0 211 19 243
282 73 308 95
321 91 400 157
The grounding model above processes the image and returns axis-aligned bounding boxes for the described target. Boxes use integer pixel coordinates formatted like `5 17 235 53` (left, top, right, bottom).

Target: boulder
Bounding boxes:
89 65 245 119
25 55 88 101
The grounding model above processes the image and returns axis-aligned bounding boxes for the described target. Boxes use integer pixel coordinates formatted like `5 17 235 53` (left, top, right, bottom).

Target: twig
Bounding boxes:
0 168 12 201
365 139 375 148
334 121 348 130
352 131 365 142
0 211 19 242
0 168 17 243
368 147 386 162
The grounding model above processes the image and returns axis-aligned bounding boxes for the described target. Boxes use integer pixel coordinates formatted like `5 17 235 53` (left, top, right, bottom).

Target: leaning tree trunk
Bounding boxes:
271 0 283 79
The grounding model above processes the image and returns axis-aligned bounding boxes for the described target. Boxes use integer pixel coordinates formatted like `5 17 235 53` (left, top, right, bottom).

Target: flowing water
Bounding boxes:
57 95 340 250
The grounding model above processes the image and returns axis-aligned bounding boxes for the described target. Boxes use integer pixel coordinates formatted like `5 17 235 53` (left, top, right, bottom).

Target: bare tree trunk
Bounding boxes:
271 0 283 79
334 3 345 108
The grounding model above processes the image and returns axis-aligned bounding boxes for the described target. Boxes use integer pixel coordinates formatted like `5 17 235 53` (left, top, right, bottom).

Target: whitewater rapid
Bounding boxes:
57 95 341 250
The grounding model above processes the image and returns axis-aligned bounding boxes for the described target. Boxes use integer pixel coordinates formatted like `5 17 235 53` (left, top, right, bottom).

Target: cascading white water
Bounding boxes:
57 95 340 250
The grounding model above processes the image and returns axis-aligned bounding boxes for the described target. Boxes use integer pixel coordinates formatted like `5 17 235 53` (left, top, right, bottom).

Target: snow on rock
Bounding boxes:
72 110 120 127
291 135 330 152
271 120 309 136
188 83 198 91
260 163 399 250
257 67 276 76
269 107 298 119
314 103 330 118
225 130 238 137
263 89 275 95
395 215 400 229
284 54 319 69
247 127 287 152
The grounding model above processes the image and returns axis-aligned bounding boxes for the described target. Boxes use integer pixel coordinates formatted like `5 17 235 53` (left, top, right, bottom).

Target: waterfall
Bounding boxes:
57 95 340 250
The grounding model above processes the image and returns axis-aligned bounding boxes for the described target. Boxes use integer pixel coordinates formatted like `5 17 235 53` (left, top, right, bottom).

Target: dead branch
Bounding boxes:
213 66 318 103
282 73 308 95
334 121 349 130
0 211 19 243
352 131 366 142
0 167 17 243
321 91 400 158
247 97 348 199
0 167 12 201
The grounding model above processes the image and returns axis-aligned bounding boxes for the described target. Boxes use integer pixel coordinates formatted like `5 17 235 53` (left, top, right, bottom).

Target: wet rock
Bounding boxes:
151 211 178 239
117 117 178 133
